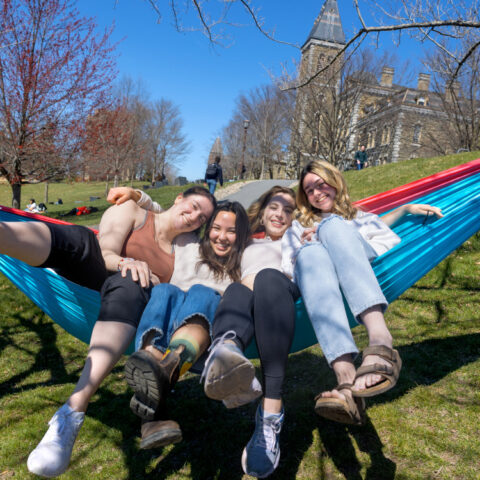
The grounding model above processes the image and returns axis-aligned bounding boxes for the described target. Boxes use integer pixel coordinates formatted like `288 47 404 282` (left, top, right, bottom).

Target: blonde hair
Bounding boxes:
247 185 296 234
296 160 357 227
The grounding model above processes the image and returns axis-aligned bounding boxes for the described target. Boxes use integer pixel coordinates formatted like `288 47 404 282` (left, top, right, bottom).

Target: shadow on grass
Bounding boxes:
2 326 479 478
0 312 78 397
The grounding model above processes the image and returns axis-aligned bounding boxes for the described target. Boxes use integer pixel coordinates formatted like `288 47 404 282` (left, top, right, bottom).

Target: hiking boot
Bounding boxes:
140 419 183 449
241 404 284 478
125 347 182 421
27 403 85 478
201 330 261 405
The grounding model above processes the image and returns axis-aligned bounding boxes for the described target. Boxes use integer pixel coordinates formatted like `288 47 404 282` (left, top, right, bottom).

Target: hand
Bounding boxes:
107 187 140 205
119 259 153 288
301 227 317 243
405 204 443 219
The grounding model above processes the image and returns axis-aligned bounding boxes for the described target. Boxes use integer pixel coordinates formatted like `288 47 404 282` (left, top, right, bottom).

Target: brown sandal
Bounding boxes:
352 345 402 398
314 383 366 426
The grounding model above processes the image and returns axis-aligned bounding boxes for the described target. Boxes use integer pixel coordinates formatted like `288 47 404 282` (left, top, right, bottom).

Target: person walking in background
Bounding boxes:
355 145 367 170
204 156 223 194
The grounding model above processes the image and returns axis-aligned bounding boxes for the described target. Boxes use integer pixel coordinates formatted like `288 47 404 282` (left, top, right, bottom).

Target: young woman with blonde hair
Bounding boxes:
282 159 442 426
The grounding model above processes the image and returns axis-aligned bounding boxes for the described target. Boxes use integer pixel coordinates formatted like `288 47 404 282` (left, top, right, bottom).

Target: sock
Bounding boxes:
165 335 200 376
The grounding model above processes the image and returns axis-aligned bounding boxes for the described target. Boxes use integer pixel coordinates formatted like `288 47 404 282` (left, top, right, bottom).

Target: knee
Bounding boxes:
253 268 284 291
296 243 328 266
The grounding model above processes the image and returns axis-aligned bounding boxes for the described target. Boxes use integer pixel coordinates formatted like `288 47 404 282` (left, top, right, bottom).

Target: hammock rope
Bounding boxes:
1 159 480 357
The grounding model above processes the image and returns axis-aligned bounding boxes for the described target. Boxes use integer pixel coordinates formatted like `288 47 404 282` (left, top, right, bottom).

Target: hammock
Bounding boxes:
1 159 480 358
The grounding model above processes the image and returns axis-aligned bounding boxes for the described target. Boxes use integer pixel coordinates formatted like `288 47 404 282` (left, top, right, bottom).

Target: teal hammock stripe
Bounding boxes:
1 171 479 357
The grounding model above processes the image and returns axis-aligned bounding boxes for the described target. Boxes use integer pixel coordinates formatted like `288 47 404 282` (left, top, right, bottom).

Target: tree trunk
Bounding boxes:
44 182 49 204
11 182 21 209
113 173 119 188
105 174 109 197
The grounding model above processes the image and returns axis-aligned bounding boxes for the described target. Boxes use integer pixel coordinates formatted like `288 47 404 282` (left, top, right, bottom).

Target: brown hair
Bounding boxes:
198 201 250 282
247 185 296 234
296 160 357 227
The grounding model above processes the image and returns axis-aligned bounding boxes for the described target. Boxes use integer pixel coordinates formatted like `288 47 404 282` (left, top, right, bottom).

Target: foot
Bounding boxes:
201 331 261 403
140 419 182 449
314 384 366 425
27 404 85 478
352 345 402 397
125 349 181 420
241 405 284 478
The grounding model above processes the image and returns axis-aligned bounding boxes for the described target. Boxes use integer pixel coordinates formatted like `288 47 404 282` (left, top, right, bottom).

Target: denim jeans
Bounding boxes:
135 283 221 372
206 179 217 194
294 215 387 365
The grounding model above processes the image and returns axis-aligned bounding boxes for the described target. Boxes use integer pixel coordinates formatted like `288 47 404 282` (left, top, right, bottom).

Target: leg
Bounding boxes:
28 272 150 477
241 269 298 478
0 221 51 265
315 217 399 395
202 282 261 407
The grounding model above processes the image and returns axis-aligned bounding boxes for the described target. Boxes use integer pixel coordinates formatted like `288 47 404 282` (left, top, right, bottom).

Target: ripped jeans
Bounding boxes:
294 215 387 365
134 283 221 373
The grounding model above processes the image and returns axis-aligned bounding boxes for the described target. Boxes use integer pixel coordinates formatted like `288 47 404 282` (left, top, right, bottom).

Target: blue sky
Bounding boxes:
77 1 423 180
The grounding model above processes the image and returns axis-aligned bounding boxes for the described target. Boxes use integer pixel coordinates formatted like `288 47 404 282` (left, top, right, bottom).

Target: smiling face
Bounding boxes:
302 172 337 213
173 193 214 232
261 193 296 240
208 211 237 257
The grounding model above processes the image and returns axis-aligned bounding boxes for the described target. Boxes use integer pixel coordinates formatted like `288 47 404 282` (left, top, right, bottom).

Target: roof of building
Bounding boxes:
304 0 346 48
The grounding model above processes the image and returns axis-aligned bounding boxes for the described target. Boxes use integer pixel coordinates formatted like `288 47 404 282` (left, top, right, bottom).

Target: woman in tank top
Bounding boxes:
0 186 216 478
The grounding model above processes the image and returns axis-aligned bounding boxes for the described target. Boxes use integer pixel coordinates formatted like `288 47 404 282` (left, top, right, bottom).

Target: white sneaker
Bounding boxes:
201 331 262 403
223 377 263 409
27 403 84 478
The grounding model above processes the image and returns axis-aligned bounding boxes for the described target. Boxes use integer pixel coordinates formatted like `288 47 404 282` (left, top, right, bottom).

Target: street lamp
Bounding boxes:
240 119 249 179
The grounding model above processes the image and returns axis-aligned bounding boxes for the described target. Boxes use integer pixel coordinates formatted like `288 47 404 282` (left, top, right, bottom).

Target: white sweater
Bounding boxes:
281 211 401 279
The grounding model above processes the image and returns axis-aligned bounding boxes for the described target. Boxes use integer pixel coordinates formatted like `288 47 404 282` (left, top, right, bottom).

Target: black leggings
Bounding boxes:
213 269 300 399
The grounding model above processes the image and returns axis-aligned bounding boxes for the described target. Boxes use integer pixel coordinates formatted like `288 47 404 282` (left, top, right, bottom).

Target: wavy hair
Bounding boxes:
296 160 357 227
247 185 296 235
197 201 250 282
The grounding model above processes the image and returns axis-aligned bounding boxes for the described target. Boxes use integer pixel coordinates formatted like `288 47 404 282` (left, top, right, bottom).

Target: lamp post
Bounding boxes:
240 119 249 179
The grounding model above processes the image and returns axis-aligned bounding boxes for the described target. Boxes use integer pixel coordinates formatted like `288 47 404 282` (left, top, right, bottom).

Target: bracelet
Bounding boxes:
117 257 134 271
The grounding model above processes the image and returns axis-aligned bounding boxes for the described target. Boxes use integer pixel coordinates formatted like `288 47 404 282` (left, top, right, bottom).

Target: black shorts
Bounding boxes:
41 223 107 291
40 223 151 328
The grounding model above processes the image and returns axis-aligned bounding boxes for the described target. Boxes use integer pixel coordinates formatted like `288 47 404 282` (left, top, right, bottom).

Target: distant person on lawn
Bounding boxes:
204 156 223 195
355 145 367 170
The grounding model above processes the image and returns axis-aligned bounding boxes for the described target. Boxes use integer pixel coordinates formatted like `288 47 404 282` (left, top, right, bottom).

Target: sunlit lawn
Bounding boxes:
1 152 479 479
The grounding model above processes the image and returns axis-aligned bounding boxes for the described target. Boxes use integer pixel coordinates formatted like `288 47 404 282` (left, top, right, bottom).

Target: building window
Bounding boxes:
416 97 428 106
381 126 391 145
413 124 422 144
312 137 318 153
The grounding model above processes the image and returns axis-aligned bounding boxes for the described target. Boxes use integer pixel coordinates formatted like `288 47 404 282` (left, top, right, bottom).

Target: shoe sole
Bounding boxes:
125 351 163 420
204 350 255 401
140 427 183 449
241 446 279 478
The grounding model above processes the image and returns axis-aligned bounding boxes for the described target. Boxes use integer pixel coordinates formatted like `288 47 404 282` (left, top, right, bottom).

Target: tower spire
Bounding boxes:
303 0 345 49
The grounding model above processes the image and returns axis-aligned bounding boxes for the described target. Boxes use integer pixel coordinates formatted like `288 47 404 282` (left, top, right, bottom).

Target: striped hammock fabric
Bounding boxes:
1 159 480 358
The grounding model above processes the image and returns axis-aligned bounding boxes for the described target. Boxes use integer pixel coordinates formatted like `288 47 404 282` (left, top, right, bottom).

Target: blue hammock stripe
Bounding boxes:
1 171 480 358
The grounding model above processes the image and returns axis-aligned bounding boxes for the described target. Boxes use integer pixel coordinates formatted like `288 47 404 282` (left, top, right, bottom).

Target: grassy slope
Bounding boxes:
1 152 479 479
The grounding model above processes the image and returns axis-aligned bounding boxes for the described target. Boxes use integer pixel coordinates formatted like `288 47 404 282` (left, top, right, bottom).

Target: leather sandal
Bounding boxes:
352 345 402 398
314 383 366 426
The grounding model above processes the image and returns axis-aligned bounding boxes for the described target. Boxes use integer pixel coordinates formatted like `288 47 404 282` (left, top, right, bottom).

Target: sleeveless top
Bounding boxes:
121 211 175 282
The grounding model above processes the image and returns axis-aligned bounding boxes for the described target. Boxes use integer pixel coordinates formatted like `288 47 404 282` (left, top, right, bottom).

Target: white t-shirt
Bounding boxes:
241 237 282 279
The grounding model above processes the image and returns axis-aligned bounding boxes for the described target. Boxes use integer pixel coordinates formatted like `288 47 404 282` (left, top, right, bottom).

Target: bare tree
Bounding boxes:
227 84 293 179
423 36 480 153
288 49 399 172
144 99 190 184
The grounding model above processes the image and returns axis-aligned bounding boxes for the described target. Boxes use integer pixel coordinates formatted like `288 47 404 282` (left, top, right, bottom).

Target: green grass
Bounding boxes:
1 152 480 479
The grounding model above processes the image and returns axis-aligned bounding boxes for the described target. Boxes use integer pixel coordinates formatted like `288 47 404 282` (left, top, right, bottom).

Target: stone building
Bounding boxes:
291 0 460 172
208 137 223 165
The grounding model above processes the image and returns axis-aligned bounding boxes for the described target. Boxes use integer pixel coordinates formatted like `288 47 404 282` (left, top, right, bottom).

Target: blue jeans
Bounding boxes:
294 215 387 365
135 283 221 371
206 179 217 194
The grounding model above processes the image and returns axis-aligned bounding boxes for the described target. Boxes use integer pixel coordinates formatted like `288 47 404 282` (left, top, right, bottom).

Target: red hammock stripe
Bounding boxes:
355 158 480 214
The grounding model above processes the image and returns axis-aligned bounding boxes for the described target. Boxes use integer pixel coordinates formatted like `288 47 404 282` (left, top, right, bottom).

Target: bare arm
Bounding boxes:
107 187 163 213
98 201 157 287
381 204 443 228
